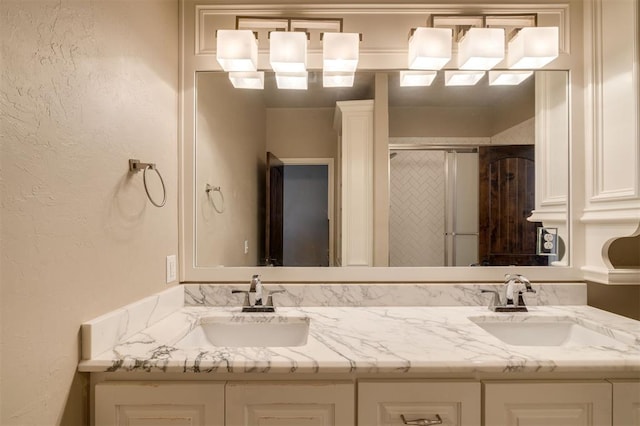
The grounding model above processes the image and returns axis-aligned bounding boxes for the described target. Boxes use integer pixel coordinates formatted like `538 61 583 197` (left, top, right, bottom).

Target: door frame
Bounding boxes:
280 158 335 266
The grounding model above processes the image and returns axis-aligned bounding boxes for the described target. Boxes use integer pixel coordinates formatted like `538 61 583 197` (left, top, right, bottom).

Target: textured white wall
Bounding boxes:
0 0 178 424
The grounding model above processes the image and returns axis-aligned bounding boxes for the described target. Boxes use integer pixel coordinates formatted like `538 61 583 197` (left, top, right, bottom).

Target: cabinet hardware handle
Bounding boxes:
400 414 443 425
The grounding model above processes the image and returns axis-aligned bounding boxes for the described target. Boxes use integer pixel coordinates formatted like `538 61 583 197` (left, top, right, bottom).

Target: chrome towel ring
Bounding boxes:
128 159 166 208
205 183 225 213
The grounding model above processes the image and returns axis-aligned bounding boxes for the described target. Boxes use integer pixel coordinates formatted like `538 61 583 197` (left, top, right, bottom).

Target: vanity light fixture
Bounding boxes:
270 31 308 73
488 70 533 85
408 27 452 70
400 70 437 86
508 27 559 69
444 70 485 86
323 71 355 87
275 71 308 90
228 71 265 89
216 29 258 72
458 27 505 70
217 17 361 90
323 32 360 73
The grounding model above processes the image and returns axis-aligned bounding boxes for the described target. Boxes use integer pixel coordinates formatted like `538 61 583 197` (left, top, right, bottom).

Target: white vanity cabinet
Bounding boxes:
225 381 355 426
484 381 612 426
94 382 225 426
611 380 640 425
358 381 481 426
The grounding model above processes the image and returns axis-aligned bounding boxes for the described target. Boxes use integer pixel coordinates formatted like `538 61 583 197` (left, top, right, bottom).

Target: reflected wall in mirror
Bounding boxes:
195 70 568 268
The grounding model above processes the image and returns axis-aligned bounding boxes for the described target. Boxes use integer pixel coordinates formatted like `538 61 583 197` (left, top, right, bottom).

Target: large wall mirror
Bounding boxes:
192 70 569 277
181 2 577 282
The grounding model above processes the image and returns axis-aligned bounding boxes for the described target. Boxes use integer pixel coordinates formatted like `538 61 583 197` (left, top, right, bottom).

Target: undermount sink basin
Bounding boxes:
469 316 630 347
176 314 310 348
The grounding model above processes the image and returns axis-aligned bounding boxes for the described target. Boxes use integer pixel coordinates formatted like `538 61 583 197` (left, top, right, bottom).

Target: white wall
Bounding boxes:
266 107 337 159
0 0 179 424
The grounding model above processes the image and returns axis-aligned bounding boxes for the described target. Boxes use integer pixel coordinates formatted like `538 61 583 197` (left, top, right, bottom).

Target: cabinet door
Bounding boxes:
484 381 612 426
225 381 354 426
358 381 481 426
612 380 640 425
95 382 224 426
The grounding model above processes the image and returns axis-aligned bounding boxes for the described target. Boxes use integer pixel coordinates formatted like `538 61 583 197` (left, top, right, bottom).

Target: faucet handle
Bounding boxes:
480 289 502 308
231 290 251 307
265 290 285 307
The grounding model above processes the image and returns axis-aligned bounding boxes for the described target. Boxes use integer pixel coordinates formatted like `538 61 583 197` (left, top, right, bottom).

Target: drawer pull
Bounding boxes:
400 414 443 425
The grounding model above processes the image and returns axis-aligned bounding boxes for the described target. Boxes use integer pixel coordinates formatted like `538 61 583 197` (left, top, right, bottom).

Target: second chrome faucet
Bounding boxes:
481 274 537 312
232 274 284 312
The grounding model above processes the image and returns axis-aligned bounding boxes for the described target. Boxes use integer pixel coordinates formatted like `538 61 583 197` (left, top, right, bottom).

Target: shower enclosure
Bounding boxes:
389 147 478 267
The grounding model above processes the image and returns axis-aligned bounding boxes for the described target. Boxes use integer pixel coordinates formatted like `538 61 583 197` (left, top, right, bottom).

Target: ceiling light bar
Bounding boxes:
400 70 437 87
323 32 360 73
275 71 308 90
508 27 559 69
458 27 505 70
488 70 533 85
444 70 485 86
408 27 452 70
228 71 265 89
270 31 308 73
216 29 258 72
323 71 355 87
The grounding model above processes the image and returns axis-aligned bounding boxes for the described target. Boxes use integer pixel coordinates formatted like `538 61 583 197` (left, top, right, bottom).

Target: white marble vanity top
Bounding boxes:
78 284 640 376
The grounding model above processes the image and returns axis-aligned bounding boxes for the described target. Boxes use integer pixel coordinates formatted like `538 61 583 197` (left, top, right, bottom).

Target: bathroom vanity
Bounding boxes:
80 284 640 425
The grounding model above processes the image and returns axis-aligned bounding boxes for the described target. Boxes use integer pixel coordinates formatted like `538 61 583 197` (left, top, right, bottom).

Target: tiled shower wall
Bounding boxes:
389 150 446 266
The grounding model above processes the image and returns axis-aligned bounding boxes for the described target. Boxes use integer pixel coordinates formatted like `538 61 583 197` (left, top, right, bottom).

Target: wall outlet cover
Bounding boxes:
166 255 177 283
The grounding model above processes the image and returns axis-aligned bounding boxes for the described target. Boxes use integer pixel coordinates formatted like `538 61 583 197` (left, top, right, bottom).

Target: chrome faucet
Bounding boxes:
232 275 282 312
249 274 263 306
481 274 536 312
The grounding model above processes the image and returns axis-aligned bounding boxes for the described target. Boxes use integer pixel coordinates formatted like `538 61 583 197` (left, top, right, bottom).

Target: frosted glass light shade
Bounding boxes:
323 71 355 87
216 30 258 72
323 32 360 72
229 71 264 89
275 72 308 90
408 27 452 70
458 28 505 70
488 70 533 85
444 70 485 86
508 27 559 69
270 32 307 73
399 70 437 87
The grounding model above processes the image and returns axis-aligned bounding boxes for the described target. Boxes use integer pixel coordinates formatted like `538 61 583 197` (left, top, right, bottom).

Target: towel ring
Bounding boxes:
129 159 166 208
205 183 225 213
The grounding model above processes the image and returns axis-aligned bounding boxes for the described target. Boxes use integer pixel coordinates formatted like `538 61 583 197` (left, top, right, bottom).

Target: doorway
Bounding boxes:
266 154 334 267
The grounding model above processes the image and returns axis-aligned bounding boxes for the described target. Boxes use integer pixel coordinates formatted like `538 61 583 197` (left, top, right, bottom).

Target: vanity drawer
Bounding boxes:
226 381 355 426
484 381 612 426
358 381 481 426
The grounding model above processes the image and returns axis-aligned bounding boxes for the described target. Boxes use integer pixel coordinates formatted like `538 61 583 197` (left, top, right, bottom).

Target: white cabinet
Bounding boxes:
611 380 640 425
484 381 612 426
581 0 640 284
94 382 224 426
333 100 374 267
225 381 355 426
358 381 481 426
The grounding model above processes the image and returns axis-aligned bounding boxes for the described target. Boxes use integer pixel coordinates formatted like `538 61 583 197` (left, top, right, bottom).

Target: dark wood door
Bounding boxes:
478 145 547 266
265 152 284 266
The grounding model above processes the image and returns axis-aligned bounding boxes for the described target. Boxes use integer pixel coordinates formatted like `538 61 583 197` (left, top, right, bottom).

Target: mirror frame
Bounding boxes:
179 1 580 282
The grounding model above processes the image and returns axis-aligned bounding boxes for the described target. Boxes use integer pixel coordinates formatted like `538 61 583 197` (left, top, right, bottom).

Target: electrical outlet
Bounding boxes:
244 240 249 255
166 255 177 283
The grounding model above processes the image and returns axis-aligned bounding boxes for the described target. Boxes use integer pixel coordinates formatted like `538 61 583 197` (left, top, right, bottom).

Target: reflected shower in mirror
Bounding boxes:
195 70 568 268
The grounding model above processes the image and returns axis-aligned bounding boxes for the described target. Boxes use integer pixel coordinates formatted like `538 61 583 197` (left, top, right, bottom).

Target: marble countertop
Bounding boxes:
79 287 640 375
